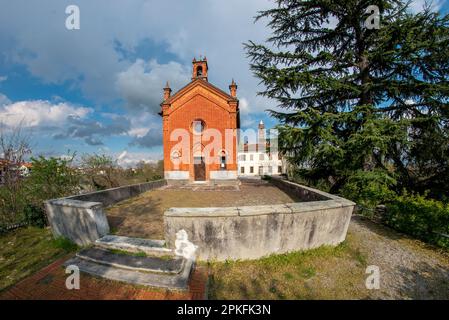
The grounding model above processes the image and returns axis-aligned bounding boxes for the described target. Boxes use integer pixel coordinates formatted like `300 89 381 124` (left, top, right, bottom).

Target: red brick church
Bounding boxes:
160 57 240 185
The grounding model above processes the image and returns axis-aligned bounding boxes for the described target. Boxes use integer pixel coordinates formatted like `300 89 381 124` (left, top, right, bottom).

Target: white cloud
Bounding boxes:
0 99 92 128
0 76 7 82
128 127 149 138
123 110 163 147
117 150 128 161
239 98 250 113
1 0 445 158
3 0 440 123
241 116 257 128
116 150 162 167
0 0 285 156
239 95 282 115
0 93 11 106
59 154 74 161
116 59 190 113
0 0 273 114
409 0 445 13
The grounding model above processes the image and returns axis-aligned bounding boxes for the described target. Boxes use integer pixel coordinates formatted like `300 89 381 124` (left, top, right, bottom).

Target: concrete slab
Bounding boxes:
95 235 172 256
76 248 184 274
64 256 193 290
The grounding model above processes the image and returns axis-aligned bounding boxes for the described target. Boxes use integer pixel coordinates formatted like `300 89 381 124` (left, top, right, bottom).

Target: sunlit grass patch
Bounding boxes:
206 239 369 299
0 227 77 291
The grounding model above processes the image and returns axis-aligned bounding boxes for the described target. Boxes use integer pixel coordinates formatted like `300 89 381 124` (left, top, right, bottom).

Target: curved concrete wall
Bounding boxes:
45 180 166 245
67 179 167 207
164 179 355 261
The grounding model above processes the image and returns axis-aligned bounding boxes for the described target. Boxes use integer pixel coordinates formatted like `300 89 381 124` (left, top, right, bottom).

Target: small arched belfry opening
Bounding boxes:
191 57 208 81
196 66 203 77
160 57 240 185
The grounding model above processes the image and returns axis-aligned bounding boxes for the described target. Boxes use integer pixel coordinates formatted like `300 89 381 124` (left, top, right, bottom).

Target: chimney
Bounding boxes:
229 79 237 97
163 81 172 100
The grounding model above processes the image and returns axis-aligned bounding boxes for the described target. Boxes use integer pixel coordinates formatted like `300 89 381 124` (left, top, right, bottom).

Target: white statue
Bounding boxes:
175 229 198 260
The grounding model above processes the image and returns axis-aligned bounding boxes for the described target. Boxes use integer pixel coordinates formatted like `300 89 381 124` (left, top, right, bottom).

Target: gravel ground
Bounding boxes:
106 182 299 239
349 215 449 299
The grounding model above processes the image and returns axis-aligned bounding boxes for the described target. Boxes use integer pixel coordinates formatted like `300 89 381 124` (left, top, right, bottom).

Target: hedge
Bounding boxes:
385 193 449 249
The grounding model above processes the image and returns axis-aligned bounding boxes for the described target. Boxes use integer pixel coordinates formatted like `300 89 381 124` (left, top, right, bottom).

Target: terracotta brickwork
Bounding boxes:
160 58 240 182
0 256 207 300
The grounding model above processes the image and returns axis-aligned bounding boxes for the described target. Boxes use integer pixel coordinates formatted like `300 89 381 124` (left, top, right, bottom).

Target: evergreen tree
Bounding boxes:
246 0 449 199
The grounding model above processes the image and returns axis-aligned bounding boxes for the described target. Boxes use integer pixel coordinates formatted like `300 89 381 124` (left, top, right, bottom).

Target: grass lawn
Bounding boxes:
206 233 371 300
0 227 77 292
206 216 449 299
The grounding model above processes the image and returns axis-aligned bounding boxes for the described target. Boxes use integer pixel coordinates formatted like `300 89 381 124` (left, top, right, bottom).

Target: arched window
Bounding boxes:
196 66 203 77
219 150 227 170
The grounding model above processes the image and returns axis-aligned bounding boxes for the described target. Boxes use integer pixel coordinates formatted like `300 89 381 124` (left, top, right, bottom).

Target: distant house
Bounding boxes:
238 121 286 177
19 162 33 177
0 159 32 184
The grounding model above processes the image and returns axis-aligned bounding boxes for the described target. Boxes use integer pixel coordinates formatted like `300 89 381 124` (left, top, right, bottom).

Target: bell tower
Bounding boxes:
192 56 208 81
258 120 266 152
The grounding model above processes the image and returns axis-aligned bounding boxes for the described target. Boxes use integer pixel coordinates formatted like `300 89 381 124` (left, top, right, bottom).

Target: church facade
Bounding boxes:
160 57 240 185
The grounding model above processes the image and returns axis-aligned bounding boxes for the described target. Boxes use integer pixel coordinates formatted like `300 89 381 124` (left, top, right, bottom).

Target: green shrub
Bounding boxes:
0 184 28 227
26 155 80 206
290 169 332 193
385 192 449 249
23 204 47 228
341 169 397 214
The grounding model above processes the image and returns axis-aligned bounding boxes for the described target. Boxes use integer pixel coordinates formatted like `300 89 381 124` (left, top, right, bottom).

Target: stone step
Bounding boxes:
64 255 193 290
95 235 172 257
76 248 184 274
239 177 269 185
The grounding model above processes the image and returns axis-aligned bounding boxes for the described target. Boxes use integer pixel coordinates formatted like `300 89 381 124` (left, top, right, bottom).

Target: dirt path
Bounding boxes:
349 215 449 299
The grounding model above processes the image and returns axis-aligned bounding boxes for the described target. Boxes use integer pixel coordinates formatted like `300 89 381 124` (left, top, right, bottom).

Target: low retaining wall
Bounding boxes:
45 199 109 246
45 180 166 245
164 178 355 261
269 177 329 202
66 179 166 207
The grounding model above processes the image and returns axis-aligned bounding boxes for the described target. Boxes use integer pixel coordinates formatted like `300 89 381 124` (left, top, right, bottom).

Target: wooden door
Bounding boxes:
194 157 206 181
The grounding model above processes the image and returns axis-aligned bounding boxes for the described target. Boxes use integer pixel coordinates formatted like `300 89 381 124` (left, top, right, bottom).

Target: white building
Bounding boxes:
238 120 286 177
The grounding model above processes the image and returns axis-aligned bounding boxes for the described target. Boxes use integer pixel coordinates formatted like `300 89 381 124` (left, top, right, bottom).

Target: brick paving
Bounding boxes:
0 256 207 300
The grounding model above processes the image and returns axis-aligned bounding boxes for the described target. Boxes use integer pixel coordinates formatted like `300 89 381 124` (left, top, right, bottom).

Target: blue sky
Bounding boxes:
0 0 447 166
